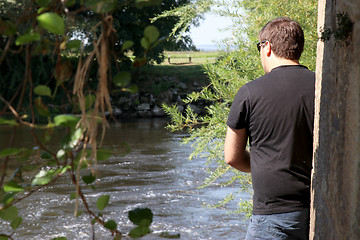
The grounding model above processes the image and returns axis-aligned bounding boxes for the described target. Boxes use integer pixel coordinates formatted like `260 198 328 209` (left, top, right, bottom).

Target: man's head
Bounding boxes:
259 17 304 61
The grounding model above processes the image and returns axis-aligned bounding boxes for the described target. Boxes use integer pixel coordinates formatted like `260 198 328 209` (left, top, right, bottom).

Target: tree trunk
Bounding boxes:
310 0 360 239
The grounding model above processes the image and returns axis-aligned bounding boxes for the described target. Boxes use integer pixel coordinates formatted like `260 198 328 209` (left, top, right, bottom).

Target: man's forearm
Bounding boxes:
224 127 251 173
227 149 251 172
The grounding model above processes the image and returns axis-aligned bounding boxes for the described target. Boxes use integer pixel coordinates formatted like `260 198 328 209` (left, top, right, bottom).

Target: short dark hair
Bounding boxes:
259 17 304 60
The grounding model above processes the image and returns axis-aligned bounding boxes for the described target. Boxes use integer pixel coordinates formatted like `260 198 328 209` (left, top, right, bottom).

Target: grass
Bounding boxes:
161 51 224 65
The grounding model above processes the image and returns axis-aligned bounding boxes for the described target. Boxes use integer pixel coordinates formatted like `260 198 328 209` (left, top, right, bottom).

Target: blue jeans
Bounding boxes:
245 209 309 240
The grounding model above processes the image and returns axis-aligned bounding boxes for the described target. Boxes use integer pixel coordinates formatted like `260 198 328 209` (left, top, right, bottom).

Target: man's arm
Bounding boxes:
224 126 251 172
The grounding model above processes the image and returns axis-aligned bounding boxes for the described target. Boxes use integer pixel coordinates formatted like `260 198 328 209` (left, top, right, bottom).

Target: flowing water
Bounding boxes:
0 118 250 240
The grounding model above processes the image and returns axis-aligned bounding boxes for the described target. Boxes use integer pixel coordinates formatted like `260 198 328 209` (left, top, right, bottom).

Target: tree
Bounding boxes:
0 0 167 239
160 0 318 215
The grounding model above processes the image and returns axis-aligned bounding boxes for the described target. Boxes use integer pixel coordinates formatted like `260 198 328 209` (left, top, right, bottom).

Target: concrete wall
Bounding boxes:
310 0 360 239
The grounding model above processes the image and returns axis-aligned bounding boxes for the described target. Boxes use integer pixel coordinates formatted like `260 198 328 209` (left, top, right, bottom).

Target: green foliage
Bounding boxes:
128 208 153 238
160 0 318 216
0 1 164 238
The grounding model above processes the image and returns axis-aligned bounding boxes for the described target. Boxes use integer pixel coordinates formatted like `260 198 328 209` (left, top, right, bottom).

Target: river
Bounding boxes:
0 118 250 239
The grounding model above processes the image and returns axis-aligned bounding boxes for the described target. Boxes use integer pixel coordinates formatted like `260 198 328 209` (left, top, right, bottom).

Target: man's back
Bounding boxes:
227 65 315 214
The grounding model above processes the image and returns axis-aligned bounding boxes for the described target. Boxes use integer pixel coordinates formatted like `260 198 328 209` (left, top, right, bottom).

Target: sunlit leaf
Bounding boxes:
3 181 24 193
113 71 131 87
34 85 52 97
10 217 22 230
121 40 134 51
96 195 110 211
104 220 117 230
144 25 160 44
54 114 79 128
31 166 70 186
82 174 96 184
37 12 65 35
15 32 41 46
69 128 83 147
0 206 18 221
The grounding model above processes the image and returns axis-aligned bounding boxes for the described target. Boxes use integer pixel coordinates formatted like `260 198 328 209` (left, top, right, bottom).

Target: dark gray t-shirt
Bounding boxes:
226 65 315 215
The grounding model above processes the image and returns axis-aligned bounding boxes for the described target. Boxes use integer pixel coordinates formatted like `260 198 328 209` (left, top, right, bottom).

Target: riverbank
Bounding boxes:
108 51 223 120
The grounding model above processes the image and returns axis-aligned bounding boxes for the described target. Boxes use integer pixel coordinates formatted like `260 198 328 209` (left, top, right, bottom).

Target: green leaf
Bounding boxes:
129 225 151 238
0 117 18 126
31 166 70 186
104 220 117 230
97 148 113 162
10 217 22 230
3 181 24 193
125 85 139 94
96 195 110 211
54 114 79 128
15 32 41 46
81 174 96 184
121 40 134 51
36 0 52 7
84 94 96 110
144 25 160 44
140 37 149 49
128 208 153 226
0 148 24 157
113 71 131 88
37 12 65 35
34 85 52 97
0 236 9 240
67 39 81 51
52 237 68 240
69 192 77 200
0 206 18 221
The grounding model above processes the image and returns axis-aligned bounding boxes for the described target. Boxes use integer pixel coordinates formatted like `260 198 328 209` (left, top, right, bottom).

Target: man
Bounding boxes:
224 17 315 240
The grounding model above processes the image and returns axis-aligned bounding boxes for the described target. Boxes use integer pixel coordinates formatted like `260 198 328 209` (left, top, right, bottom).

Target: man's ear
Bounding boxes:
265 42 272 57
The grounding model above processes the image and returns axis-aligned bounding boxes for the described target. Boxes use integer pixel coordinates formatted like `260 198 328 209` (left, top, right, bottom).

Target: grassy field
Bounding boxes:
161 51 223 65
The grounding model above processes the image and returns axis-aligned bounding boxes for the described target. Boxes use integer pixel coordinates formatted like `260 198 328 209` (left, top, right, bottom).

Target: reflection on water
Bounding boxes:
0 118 250 239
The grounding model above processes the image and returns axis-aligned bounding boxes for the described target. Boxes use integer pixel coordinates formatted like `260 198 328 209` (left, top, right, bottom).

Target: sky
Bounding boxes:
189 13 233 48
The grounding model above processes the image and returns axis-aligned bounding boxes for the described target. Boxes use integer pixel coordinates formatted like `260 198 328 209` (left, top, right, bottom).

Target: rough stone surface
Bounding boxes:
310 0 360 239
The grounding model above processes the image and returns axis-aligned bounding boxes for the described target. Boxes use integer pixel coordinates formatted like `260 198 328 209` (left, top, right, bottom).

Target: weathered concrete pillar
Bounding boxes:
310 0 360 239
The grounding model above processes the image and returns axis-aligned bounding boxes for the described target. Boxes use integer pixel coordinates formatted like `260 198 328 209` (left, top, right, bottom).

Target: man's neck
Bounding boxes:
266 57 300 73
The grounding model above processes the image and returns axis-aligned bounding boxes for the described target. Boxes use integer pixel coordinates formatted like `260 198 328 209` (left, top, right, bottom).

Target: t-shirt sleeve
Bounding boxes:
226 85 250 129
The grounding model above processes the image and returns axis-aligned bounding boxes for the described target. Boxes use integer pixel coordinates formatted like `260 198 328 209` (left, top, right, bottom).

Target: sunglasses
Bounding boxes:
256 40 267 52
